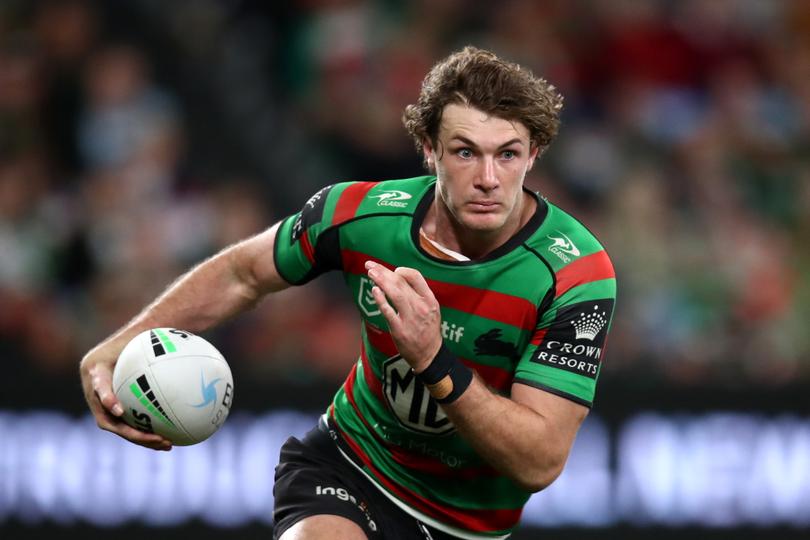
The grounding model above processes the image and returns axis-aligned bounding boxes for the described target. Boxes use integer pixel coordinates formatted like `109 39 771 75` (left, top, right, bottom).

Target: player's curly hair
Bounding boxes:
402 46 564 166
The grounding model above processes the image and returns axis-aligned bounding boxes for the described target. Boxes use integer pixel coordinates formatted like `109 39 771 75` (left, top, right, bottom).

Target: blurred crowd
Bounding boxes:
1 0 809 397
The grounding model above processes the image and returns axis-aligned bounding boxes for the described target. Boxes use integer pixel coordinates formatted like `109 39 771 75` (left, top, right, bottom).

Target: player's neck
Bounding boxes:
424 191 536 260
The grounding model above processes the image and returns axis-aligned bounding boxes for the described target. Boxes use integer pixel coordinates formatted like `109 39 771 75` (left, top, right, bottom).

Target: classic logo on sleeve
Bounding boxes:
547 231 580 262
368 190 412 208
532 299 614 378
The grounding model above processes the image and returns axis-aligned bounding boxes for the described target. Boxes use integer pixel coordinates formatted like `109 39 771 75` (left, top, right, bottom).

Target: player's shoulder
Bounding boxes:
527 198 614 275
316 175 434 227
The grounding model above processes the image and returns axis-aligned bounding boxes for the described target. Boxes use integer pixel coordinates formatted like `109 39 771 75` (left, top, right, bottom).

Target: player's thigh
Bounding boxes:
273 426 382 538
280 514 368 540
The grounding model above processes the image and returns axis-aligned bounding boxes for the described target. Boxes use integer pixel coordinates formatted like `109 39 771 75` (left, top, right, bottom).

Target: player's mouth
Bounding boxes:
467 201 500 212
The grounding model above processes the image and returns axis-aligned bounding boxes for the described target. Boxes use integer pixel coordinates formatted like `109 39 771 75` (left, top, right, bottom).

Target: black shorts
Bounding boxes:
272 417 463 540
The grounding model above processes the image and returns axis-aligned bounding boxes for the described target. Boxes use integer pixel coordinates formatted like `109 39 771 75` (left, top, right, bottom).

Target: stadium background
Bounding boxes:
1 0 809 539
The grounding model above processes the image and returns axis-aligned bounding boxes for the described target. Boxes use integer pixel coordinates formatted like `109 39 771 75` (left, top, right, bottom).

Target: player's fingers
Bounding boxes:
365 261 396 287
366 262 411 309
394 267 434 300
93 404 172 451
371 285 400 325
116 424 173 451
90 365 124 417
86 364 172 451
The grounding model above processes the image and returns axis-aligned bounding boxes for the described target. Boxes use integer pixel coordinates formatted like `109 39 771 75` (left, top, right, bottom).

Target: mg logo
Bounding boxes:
382 356 455 435
358 277 380 317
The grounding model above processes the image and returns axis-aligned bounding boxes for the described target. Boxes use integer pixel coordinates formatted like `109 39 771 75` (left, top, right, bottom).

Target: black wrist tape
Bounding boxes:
415 343 473 404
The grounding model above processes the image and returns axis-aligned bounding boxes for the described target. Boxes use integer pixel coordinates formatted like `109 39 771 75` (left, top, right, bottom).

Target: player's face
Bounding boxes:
424 103 539 235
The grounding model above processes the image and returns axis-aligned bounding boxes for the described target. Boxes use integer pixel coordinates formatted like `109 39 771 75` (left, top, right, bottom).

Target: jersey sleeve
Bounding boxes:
513 249 616 408
273 184 343 285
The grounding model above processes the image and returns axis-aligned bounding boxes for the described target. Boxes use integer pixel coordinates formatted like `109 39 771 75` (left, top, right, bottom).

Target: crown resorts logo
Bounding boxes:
571 305 608 341
530 299 613 379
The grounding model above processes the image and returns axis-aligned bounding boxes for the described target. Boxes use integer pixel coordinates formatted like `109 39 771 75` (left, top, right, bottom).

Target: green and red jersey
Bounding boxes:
273 176 616 538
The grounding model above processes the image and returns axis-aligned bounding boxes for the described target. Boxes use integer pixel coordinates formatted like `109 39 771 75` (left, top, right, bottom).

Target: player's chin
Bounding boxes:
460 211 507 231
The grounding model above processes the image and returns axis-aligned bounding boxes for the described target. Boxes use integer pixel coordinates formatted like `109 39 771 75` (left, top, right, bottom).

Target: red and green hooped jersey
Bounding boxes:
273 176 617 538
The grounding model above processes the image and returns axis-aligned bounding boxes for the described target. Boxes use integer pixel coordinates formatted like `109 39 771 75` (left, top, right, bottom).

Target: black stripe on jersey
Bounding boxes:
520 243 557 319
299 227 342 284
512 377 592 408
291 185 334 244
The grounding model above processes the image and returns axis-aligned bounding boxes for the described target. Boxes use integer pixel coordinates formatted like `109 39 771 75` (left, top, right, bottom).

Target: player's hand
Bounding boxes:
365 261 443 372
79 345 173 451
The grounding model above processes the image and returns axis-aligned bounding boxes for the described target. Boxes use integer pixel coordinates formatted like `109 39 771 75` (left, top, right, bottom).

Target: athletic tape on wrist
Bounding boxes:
415 343 473 404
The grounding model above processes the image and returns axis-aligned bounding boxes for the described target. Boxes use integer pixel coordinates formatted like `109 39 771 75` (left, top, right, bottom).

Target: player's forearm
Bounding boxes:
90 245 263 356
148 246 261 324
141 247 261 330
440 378 568 492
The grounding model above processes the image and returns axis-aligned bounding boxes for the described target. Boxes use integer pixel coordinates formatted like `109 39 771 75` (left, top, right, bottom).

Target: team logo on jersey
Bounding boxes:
358 276 381 317
368 190 412 208
532 299 613 379
291 185 332 243
547 231 580 262
383 355 455 435
474 329 519 359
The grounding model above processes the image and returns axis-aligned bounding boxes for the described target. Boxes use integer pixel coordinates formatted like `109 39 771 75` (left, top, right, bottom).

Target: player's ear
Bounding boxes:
526 143 541 171
422 139 436 171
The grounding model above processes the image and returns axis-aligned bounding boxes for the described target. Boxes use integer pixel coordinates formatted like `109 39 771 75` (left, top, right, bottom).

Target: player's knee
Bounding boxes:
279 514 369 540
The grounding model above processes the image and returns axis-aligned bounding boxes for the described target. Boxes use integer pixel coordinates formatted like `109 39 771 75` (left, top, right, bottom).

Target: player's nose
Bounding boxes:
475 156 498 190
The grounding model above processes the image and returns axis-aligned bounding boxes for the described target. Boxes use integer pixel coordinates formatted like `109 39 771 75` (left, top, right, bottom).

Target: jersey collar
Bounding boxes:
410 179 548 265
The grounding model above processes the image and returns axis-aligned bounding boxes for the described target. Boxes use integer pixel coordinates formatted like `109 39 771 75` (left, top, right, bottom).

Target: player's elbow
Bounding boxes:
514 455 566 493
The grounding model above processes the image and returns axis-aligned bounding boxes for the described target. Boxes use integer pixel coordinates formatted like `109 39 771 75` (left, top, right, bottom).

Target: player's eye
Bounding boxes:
501 149 517 160
457 148 474 159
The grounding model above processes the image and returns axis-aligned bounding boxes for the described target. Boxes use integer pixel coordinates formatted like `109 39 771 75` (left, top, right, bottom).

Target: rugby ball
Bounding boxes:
112 328 234 445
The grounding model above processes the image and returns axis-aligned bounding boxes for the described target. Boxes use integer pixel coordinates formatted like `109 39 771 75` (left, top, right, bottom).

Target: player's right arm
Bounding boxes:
79 222 290 450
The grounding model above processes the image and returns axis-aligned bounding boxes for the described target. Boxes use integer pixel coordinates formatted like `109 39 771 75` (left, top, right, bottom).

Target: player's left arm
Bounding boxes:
440 375 586 492
366 260 587 492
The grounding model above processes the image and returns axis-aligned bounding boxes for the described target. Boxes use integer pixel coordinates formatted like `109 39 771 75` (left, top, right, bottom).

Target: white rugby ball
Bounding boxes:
112 328 234 446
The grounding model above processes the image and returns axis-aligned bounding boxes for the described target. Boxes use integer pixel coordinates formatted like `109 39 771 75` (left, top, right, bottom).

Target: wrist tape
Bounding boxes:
415 343 473 404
